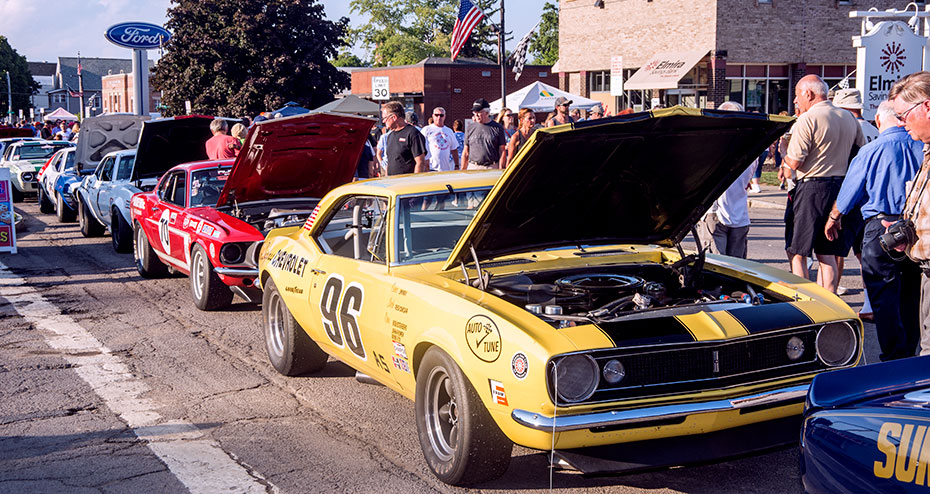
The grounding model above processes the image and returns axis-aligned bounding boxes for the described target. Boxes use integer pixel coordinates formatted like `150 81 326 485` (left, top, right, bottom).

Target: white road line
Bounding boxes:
0 261 275 494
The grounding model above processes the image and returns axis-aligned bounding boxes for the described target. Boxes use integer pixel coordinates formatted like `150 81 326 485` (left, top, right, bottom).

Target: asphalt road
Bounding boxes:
0 192 878 494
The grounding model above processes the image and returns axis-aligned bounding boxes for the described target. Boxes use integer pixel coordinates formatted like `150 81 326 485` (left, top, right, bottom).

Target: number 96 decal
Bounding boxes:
319 274 366 361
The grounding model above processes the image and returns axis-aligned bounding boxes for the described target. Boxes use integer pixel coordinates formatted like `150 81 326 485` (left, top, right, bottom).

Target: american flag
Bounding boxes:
67 85 83 98
450 0 484 61
509 22 539 81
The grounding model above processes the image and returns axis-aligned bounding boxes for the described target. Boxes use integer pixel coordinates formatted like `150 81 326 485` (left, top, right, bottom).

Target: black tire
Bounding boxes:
11 185 23 203
415 347 512 486
262 278 328 376
134 221 168 278
56 193 76 223
111 210 133 253
190 244 233 310
38 185 54 214
78 197 105 237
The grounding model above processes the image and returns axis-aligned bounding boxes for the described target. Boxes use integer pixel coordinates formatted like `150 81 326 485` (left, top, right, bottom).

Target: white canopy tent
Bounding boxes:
489 81 602 114
44 108 79 121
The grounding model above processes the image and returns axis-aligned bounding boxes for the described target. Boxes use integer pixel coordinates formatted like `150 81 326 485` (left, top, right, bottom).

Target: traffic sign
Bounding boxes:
372 77 390 101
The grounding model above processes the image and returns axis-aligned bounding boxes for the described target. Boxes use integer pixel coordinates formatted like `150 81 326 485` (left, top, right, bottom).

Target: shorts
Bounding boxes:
840 208 865 257
784 188 794 249
787 178 845 258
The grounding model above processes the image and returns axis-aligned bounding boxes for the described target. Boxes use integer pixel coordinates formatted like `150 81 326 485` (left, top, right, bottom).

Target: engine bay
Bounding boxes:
219 199 320 235
481 261 791 326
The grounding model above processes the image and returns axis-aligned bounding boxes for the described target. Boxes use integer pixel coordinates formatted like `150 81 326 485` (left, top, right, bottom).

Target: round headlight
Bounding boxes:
786 336 805 361
21 172 34 182
220 243 244 264
602 359 626 385
815 322 857 366
551 354 599 403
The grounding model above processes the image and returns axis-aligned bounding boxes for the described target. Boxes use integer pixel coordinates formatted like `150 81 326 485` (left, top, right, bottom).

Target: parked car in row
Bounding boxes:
77 116 215 253
37 147 85 222
130 112 373 310
256 107 863 486
1 140 74 201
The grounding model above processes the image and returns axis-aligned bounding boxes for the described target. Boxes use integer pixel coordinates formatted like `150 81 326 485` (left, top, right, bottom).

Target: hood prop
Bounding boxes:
670 226 705 289
464 244 490 291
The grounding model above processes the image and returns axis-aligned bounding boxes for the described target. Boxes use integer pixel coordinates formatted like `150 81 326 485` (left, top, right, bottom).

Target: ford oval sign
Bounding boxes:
105 22 170 50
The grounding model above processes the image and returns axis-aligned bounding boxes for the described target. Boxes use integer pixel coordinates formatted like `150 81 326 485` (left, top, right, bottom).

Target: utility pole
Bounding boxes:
5 71 12 124
500 0 506 107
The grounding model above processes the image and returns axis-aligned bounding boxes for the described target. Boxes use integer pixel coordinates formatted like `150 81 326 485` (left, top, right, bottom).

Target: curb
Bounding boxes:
748 199 785 211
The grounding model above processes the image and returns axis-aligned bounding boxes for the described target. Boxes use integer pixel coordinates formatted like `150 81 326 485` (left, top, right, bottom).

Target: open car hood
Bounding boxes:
75 114 149 172
132 116 214 181
216 112 374 207
443 106 793 271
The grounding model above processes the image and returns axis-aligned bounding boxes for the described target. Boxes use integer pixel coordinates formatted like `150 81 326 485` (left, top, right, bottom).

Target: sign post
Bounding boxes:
372 77 390 101
105 22 172 116
0 168 17 254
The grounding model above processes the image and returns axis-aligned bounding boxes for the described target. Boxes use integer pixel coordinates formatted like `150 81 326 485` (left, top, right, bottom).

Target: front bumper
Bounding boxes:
214 267 259 277
512 383 809 432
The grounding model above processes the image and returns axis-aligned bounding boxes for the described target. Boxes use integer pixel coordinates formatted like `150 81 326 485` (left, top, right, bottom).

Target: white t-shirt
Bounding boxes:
858 118 879 144
421 124 459 172
712 162 755 228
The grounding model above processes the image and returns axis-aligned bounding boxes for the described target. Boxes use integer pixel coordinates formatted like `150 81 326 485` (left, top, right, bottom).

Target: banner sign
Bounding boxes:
105 22 171 50
610 56 624 96
854 20 927 121
0 168 17 254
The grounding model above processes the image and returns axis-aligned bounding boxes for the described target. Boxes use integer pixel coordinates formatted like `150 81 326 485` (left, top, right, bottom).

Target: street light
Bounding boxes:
864 7 879 32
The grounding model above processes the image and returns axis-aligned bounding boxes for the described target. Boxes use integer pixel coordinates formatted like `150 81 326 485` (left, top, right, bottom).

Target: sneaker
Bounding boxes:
749 183 761 193
836 286 849 295
779 181 786 190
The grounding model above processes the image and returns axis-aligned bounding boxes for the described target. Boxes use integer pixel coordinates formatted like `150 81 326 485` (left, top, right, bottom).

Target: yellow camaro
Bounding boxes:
257 107 861 486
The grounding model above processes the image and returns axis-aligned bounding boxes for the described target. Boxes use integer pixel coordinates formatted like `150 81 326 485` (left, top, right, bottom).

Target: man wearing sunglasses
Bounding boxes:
890 71 930 357
421 107 459 171
380 101 427 176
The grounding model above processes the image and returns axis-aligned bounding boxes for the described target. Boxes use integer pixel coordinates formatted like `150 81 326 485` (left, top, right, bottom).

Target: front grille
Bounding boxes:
548 326 835 406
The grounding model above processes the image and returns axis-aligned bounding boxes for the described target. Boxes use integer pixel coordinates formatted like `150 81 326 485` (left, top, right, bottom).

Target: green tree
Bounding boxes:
151 0 349 117
349 0 502 67
331 50 368 68
529 2 558 65
0 36 38 118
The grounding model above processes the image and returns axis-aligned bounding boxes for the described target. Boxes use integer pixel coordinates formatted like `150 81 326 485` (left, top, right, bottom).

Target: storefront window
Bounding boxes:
728 80 743 106
746 79 766 113
767 79 790 115
589 71 610 92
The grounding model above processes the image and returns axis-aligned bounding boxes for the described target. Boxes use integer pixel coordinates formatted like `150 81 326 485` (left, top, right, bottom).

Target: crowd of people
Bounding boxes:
10 119 80 142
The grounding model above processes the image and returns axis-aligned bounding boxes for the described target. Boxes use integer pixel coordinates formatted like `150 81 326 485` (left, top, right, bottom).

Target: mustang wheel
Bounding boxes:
56 193 76 223
78 197 105 237
134 221 168 278
262 278 328 376
111 210 133 253
190 244 233 310
415 347 512 486
11 185 23 203
38 186 54 214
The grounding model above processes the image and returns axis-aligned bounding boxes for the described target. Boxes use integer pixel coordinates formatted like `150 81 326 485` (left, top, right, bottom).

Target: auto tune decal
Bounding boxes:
464 315 501 362
319 273 366 360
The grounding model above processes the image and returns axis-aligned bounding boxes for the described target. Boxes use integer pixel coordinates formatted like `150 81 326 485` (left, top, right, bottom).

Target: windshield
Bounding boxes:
16 143 71 160
189 166 231 207
395 188 491 264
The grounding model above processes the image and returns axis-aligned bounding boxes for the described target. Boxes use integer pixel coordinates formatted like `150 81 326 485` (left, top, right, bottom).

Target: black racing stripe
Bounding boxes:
595 317 696 347
727 303 813 334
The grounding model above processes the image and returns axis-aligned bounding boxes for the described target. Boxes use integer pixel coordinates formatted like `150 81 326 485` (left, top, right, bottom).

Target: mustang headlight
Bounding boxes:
219 243 246 265
815 321 857 366
550 354 599 403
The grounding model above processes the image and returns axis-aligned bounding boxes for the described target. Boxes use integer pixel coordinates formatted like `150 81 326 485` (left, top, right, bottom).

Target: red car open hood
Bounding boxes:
216 112 374 207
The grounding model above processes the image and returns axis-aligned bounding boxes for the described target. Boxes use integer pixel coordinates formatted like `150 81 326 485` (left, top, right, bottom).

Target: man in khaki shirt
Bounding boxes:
784 75 865 293
890 71 930 356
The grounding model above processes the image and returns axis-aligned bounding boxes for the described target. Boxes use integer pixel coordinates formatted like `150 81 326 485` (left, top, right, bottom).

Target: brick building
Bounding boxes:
351 57 557 124
101 71 160 114
558 0 920 113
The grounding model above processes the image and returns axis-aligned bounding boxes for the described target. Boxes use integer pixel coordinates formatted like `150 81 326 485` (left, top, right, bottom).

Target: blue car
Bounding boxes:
37 147 86 222
801 355 930 493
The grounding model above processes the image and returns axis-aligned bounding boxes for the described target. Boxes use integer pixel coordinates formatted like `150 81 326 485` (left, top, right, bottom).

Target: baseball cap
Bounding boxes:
591 104 603 114
555 96 572 107
472 98 490 112
833 88 862 110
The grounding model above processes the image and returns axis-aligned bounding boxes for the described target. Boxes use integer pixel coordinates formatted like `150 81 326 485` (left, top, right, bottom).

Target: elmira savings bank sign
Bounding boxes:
854 20 927 120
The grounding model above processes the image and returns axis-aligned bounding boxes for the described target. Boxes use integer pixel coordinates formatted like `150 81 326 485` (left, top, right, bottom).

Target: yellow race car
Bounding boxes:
257 107 861 486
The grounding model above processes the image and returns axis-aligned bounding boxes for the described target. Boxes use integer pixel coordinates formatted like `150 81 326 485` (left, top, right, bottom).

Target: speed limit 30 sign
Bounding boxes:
372 77 390 101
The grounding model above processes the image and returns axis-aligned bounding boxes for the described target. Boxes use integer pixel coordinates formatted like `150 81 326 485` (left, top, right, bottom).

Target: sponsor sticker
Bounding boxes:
393 341 407 360
392 355 410 373
132 196 145 209
169 212 178 224
512 352 528 380
182 216 190 229
489 379 508 406
465 315 501 363
200 223 215 236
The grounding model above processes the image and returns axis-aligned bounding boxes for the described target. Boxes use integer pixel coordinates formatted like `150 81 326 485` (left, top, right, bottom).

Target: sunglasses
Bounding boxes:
433 113 445 117
895 100 927 122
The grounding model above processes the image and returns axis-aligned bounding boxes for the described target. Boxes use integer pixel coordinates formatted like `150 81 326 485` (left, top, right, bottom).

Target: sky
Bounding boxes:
0 0 546 64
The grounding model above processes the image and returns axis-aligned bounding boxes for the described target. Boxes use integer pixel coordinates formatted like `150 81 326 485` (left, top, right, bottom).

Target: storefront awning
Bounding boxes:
624 50 708 90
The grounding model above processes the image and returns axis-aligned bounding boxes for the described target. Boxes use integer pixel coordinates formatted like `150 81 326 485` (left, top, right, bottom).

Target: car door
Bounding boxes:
42 152 61 196
154 171 189 269
307 195 399 384
94 156 116 222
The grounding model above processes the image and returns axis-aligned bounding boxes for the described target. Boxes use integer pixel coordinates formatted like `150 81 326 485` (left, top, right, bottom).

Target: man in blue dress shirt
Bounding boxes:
826 100 924 360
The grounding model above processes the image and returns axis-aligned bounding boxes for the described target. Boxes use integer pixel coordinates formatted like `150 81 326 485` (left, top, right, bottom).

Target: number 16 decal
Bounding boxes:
319 274 367 360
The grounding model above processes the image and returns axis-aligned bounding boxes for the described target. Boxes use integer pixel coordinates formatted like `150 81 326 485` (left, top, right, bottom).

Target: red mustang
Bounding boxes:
130 112 373 310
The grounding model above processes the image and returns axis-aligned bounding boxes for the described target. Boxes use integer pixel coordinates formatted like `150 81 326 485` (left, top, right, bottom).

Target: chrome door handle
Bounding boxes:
310 268 326 276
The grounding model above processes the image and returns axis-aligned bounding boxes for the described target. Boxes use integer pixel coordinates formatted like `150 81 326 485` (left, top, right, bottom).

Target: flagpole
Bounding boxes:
500 0 506 108
77 52 85 122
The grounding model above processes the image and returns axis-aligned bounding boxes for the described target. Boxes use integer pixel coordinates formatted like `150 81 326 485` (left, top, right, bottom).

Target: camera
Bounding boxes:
880 219 917 254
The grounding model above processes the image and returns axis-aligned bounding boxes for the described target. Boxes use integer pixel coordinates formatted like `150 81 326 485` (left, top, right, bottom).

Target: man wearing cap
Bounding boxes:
825 99 922 360
547 96 575 127
588 105 604 120
835 88 880 143
462 98 507 170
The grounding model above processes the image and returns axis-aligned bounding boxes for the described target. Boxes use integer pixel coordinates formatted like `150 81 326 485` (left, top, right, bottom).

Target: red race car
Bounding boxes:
130 112 374 310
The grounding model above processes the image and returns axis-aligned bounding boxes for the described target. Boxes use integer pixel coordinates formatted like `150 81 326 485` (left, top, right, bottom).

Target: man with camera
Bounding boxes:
825 100 923 361
890 71 930 357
